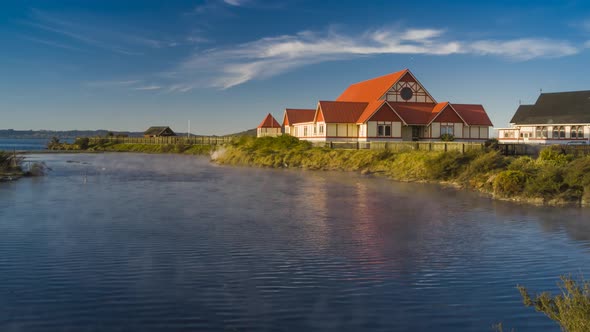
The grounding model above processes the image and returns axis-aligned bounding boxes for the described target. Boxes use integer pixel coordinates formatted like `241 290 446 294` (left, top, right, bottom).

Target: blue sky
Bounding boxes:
1 0 590 135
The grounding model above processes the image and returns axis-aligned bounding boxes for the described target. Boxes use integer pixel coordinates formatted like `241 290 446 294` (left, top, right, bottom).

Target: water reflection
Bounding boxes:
1 153 590 332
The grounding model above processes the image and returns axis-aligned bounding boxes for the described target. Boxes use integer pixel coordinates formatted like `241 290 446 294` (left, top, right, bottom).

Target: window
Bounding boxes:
319 125 324 134
313 126 317 135
377 124 392 137
536 126 548 138
440 123 454 136
303 127 308 137
552 126 565 139
571 126 584 139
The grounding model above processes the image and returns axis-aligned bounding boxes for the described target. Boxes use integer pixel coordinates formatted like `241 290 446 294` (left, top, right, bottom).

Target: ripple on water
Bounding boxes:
1 153 589 331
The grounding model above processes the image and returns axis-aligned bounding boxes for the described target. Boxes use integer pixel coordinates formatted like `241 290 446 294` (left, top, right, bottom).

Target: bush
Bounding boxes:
539 145 571 166
524 165 567 199
75 137 90 150
518 275 590 332
440 133 455 142
0 151 24 173
427 151 469 180
493 170 526 197
485 138 500 150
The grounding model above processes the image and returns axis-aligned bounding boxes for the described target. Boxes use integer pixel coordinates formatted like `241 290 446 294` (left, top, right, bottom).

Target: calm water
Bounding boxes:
0 138 49 151
1 153 590 332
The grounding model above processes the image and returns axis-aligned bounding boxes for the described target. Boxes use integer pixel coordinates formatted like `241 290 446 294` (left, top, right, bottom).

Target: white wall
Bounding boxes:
431 123 441 138
454 123 463 139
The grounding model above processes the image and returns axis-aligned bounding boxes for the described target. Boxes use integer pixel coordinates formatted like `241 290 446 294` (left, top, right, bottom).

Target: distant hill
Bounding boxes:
0 129 146 139
225 128 257 137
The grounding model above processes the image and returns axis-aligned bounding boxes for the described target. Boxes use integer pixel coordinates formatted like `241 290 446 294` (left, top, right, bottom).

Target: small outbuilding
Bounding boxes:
144 126 176 138
257 114 282 137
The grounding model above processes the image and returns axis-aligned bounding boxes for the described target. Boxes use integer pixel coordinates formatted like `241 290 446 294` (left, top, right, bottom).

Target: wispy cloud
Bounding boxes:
133 85 162 91
85 80 142 87
20 35 86 52
223 0 246 6
22 9 193 54
168 27 580 90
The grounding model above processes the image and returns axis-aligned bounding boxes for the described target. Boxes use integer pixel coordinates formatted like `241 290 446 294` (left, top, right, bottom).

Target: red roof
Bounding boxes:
452 104 494 126
281 69 493 128
318 101 368 123
388 102 438 125
336 69 408 102
283 109 316 126
257 113 281 128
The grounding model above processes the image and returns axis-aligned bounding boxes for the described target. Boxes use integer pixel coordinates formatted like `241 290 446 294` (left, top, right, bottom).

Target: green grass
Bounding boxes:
87 142 213 155
215 136 590 206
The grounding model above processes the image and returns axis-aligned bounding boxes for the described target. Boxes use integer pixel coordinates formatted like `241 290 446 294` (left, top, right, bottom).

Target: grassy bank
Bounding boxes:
50 137 213 156
215 136 590 206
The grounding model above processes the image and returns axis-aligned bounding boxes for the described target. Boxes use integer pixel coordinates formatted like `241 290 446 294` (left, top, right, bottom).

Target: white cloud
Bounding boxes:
85 80 141 87
585 41 590 48
223 0 245 6
170 27 579 90
469 39 579 60
133 85 162 91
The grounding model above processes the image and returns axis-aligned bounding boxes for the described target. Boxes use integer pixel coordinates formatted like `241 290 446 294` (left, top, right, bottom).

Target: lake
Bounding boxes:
1 153 590 331
0 138 49 151
0 138 77 151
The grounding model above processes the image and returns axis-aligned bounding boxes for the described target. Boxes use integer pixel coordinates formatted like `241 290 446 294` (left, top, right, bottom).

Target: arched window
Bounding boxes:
559 126 565 138
571 126 578 138
579 126 585 138
536 126 548 138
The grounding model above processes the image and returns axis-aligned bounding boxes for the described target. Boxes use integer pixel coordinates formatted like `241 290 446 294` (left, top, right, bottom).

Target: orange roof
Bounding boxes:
283 109 316 126
452 104 494 126
336 69 408 102
257 113 281 128
318 101 368 123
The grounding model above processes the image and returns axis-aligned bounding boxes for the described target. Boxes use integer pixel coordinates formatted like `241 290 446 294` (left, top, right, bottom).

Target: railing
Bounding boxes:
314 141 485 153
87 136 233 145
499 143 590 157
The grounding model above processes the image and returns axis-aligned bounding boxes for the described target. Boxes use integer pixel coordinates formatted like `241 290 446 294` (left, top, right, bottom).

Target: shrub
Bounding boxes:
75 137 90 150
493 170 526 197
518 275 590 332
564 156 590 188
440 133 455 142
539 145 571 166
524 165 567 199
427 151 469 180
485 138 500 150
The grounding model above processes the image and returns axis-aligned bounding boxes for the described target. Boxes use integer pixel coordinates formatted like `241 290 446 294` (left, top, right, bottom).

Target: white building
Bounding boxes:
256 113 282 137
498 91 590 144
278 69 493 142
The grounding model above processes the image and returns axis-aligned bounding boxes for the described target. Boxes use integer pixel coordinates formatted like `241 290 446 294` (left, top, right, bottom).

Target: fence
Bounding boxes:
498 143 590 157
88 136 232 145
313 141 486 153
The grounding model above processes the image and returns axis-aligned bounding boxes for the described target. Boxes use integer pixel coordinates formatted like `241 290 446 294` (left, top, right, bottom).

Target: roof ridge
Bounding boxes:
347 69 408 86
540 90 590 95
